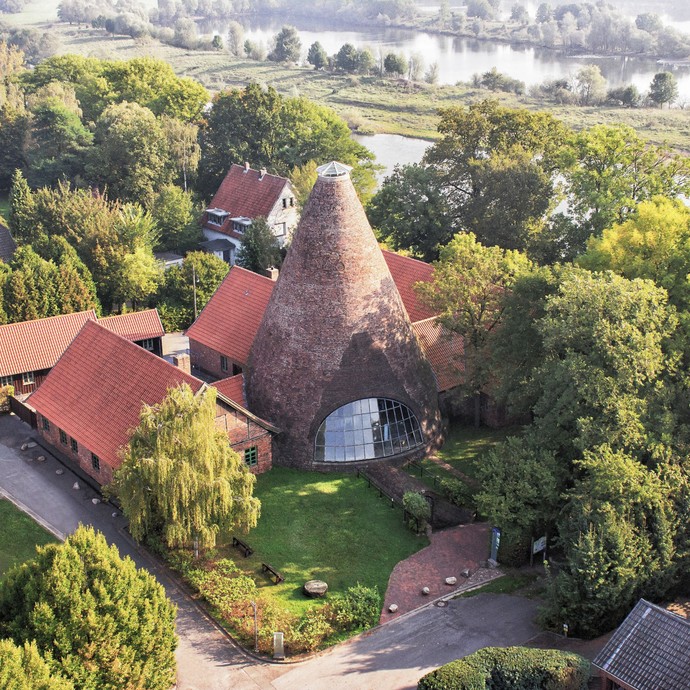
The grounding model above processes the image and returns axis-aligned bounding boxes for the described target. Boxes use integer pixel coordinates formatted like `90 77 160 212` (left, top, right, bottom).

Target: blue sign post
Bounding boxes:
490 527 501 564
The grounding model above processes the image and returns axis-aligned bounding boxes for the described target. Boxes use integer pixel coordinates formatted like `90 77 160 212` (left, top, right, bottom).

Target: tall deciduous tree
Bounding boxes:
649 71 678 108
112 384 260 548
236 217 282 274
151 184 202 253
0 526 177 690
417 232 532 426
367 163 452 262
423 99 568 252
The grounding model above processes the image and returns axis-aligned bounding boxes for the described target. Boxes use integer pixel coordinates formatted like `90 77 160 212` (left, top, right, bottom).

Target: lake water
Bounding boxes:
352 133 430 181
209 15 690 101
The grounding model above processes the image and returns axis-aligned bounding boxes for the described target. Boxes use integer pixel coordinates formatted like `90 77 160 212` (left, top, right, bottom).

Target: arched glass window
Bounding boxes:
315 398 423 462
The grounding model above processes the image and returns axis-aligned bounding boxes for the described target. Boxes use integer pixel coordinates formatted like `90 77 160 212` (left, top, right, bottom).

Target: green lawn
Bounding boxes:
0 499 58 576
224 467 427 616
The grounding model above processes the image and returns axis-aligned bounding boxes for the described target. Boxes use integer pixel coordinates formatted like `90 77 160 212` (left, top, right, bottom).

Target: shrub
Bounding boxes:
403 491 431 532
440 478 474 508
288 607 334 652
329 584 381 631
417 646 590 690
194 559 258 619
0 384 13 412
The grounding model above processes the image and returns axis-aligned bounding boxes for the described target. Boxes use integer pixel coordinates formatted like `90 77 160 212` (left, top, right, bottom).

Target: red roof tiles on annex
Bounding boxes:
98 309 165 341
0 310 97 377
412 318 464 392
382 250 435 322
185 266 276 366
29 320 203 470
212 374 246 407
205 164 290 236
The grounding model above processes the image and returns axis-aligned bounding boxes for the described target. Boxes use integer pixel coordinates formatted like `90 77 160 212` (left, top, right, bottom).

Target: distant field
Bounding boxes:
0 499 58 576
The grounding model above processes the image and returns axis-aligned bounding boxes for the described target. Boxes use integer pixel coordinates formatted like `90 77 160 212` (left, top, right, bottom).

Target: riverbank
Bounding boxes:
7 20 690 150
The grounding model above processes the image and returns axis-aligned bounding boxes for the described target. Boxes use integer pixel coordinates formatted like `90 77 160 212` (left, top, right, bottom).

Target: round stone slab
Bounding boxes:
303 580 328 598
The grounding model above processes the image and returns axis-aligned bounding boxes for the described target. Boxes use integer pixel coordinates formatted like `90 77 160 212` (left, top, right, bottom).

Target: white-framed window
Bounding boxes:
141 338 155 351
273 223 286 237
206 209 229 226
0 375 12 387
22 371 35 386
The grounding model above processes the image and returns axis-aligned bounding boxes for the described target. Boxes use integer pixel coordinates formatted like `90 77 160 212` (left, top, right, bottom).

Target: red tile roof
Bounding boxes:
382 250 435 322
0 310 97 377
29 321 203 470
98 309 165 341
412 318 464 392
203 164 291 237
213 374 246 407
186 266 276 367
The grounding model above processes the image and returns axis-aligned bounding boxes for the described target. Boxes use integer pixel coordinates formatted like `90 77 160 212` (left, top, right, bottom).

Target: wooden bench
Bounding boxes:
231 536 253 558
261 562 284 584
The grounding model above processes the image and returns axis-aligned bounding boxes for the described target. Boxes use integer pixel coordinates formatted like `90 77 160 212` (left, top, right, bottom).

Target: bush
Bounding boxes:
417 646 590 690
497 528 531 567
329 583 381 631
0 384 13 412
288 607 334 652
403 491 431 532
440 478 474 508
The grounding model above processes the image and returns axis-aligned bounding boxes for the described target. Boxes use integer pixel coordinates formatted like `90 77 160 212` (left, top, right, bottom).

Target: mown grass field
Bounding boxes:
0 499 57 576
5 6 690 149
220 467 427 616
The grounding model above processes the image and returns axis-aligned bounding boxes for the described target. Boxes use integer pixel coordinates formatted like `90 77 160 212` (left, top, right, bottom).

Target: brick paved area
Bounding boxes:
381 522 491 622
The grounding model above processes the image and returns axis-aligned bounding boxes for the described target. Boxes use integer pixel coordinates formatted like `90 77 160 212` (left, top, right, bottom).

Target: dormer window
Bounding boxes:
230 217 252 234
206 208 230 226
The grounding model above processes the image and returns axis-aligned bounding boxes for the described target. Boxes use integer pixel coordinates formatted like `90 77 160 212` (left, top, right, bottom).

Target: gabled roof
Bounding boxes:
203 164 291 237
186 266 276 367
0 310 97 377
30 320 203 470
0 224 16 263
593 599 690 690
382 250 435 322
412 318 464 392
213 374 246 407
98 309 164 341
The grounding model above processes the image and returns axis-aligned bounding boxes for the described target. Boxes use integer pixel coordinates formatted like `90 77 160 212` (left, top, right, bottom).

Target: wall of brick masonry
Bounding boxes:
215 401 272 474
189 339 244 379
36 412 114 486
247 173 442 470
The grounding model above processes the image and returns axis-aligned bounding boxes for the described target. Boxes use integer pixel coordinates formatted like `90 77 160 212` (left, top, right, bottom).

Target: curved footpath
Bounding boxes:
0 413 542 690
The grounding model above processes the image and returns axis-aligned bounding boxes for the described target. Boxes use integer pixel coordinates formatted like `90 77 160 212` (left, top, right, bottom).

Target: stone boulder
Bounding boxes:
303 580 328 598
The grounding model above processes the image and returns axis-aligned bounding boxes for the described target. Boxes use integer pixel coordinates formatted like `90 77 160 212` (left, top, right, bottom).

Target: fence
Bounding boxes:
355 468 422 532
9 396 36 428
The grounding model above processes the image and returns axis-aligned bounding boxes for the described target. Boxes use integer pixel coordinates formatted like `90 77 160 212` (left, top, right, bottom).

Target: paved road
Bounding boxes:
0 413 541 690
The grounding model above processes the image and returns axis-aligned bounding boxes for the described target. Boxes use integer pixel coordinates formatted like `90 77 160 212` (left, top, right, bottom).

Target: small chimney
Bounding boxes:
259 168 267 180
244 162 250 173
265 266 279 281
172 354 191 375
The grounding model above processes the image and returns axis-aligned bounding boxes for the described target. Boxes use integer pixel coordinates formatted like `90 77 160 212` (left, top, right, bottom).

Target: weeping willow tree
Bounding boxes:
111 383 260 548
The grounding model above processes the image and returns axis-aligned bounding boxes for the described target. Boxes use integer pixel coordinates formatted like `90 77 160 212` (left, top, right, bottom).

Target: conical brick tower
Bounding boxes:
246 162 441 469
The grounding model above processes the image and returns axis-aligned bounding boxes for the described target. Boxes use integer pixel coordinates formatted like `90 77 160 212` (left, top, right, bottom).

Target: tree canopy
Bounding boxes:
0 525 177 690
112 384 260 548
236 217 283 275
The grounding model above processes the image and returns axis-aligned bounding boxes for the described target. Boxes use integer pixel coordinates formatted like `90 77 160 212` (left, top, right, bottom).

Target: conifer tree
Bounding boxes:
0 639 73 690
0 526 177 690
112 384 260 548
7 170 37 244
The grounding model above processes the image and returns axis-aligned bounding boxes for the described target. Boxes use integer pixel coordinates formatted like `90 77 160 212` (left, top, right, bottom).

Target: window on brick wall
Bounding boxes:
59 429 67 445
0 375 12 387
70 437 78 454
141 338 155 351
22 371 35 385
220 355 228 372
91 453 100 472
42 417 50 431
244 446 258 467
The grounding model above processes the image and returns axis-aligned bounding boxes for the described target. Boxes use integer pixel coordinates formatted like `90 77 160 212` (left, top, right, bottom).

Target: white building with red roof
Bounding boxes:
29 321 276 485
201 163 298 264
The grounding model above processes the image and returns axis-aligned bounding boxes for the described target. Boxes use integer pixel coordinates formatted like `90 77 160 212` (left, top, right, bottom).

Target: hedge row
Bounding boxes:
417 646 590 690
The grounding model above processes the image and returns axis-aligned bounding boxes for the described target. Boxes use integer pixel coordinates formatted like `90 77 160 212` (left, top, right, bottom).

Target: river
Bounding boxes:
203 14 690 101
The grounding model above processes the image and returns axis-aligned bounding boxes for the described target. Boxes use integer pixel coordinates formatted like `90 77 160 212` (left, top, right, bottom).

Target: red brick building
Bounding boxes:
0 309 166 397
29 321 275 486
202 163 298 264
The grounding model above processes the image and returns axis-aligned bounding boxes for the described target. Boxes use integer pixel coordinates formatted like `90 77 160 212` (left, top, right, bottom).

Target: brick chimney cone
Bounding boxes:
246 162 441 469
